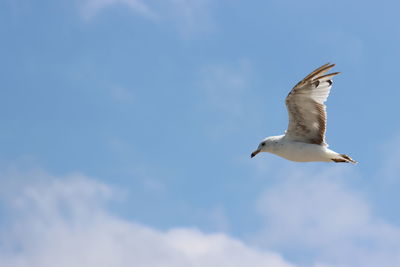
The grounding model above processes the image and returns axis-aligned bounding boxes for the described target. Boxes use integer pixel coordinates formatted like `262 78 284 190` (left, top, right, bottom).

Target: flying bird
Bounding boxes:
251 63 356 163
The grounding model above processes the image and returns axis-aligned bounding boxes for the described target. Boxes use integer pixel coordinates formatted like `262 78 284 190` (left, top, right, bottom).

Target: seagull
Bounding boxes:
251 63 356 163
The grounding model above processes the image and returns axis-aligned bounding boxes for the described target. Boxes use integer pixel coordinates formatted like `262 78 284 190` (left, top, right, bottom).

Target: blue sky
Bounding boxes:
1 1 400 266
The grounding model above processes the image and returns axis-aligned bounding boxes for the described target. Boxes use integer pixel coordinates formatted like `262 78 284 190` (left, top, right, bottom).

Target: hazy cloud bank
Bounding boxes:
0 170 292 267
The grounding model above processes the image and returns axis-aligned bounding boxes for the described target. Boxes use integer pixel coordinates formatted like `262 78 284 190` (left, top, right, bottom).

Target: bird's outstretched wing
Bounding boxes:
285 63 340 146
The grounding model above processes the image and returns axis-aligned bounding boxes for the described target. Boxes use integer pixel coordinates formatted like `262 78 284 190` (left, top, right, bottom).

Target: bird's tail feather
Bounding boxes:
332 154 357 164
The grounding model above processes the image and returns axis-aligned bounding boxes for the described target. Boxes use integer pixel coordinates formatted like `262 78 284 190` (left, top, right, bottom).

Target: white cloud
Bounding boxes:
81 0 157 20
161 0 215 36
109 85 135 103
379 135 400 184
201 63 249 116
197 60 260 137
0 170 293 267
255 166 400 267
80 0 214 35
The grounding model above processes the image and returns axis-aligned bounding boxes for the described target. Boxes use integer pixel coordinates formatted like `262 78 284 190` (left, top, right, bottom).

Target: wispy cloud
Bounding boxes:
0 169 293 267
197 60 259 137
162 0 215 36
109 85 135 103
255 165 400 267
81 0 157 20
201 63 249 116
379 134 400 184
80 0 215 36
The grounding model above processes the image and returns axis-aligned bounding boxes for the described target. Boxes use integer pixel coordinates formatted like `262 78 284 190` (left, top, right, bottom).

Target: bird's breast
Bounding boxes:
270 141 331 162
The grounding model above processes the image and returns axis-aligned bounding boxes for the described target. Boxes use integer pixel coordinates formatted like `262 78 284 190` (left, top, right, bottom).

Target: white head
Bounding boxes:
250 136 276 158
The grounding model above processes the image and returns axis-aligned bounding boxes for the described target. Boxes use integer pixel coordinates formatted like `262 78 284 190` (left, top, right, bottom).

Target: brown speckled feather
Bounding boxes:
285 63 340 146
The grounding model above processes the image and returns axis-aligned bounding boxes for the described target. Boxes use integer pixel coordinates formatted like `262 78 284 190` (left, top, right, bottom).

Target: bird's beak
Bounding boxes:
251 149 261 158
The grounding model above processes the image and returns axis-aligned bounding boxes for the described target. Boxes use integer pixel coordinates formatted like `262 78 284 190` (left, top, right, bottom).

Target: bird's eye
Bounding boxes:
261 142 265 146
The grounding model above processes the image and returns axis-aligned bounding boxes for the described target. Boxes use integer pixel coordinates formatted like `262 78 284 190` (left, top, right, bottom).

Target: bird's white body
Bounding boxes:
261 135 339 162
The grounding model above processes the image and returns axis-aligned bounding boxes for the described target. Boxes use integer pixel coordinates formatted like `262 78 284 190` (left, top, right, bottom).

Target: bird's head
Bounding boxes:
251 137 274 158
